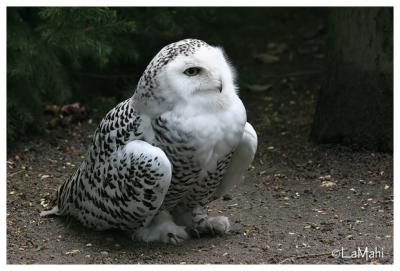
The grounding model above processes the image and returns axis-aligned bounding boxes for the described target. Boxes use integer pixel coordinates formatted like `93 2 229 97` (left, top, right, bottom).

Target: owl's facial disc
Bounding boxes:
182 65 223 93
132 39 239 116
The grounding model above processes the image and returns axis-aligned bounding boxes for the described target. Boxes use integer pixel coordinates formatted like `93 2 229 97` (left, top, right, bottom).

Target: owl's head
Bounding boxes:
132 39 238 116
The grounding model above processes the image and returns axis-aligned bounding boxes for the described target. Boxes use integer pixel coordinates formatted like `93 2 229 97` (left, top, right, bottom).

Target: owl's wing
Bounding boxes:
213 122 258 198
93 98 143 153
41 98 141 217
42 98 175 232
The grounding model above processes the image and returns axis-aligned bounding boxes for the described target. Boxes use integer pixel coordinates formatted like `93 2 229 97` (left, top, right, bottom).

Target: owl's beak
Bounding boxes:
218 80 223 93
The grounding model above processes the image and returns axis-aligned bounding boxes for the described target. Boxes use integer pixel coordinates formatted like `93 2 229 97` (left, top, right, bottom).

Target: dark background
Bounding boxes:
7 7 392 152
7 7 328 144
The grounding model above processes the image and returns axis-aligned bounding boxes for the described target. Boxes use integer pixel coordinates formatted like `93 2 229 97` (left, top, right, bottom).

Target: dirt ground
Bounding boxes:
6 9 393 264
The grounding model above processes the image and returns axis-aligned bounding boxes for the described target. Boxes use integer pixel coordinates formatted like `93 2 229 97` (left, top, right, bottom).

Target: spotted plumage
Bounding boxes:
41 39 258 244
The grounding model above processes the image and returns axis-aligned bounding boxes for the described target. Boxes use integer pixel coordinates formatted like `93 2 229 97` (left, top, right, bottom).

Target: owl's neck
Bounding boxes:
174 92 235 117
132 85 240 120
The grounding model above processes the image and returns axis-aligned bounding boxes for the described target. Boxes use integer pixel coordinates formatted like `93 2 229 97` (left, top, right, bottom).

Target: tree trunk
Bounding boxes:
310 7 393 152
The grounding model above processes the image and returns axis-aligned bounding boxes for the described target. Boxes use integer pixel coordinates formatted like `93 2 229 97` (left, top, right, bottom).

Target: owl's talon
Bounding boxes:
168 233 178 245
166 232 185 245
204 216 230 236
187 227 201 239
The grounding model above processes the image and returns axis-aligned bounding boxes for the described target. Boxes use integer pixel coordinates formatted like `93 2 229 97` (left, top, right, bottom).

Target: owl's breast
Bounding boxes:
158 96 246 170
151 96 246 209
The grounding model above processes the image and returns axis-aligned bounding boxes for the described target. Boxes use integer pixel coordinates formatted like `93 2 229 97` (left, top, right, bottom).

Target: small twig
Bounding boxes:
295 252 332 259
279 258 295 264
279 252 332 264
7 170 24 178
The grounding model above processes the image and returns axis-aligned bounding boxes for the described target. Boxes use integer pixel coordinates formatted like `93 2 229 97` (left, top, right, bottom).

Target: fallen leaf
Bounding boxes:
320 180 336 188
65 249 80 255
267 42 288 55
253 53 280 64
244 83 273 92
45 104 60 115
319 175 332 181
33 245 46 252
63 146 76 153
259 170 266 176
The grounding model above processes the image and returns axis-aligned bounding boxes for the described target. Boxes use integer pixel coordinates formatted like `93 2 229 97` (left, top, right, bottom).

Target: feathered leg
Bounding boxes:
134 210 189 244
213 122 258 198
118 141 188 244
175 122 257 237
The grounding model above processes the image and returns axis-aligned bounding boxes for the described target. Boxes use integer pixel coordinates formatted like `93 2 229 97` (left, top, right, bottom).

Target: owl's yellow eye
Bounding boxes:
183 67 201 76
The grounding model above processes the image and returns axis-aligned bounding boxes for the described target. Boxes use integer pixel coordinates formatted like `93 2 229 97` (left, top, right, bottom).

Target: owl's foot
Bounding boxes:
40 206 59 217
189 206 230 237
206 216 231 235
134 210 189 245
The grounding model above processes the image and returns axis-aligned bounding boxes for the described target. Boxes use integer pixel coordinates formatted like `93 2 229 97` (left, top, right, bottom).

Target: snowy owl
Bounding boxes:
41 39 258 244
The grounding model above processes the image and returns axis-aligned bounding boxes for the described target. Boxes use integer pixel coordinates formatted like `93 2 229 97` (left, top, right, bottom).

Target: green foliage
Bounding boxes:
37 8 135 68
7 7 136 144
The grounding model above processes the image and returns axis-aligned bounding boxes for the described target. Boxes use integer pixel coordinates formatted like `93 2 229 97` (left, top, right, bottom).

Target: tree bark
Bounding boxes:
310 7 393 152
